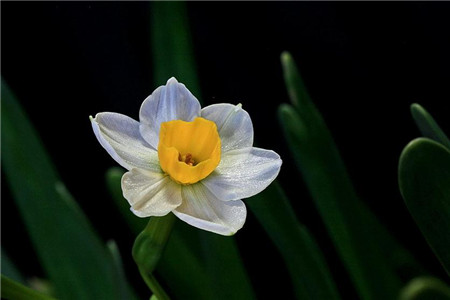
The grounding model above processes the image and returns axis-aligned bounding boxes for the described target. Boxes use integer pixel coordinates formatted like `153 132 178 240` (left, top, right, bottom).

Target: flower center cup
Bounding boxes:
158 117 221 185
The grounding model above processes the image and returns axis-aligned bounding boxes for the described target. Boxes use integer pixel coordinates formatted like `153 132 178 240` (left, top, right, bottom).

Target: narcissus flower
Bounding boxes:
91 78 282 235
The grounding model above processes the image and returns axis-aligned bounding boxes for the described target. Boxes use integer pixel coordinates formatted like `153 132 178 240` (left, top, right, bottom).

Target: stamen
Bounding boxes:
158 117 221 184
178 153 195 166
186 153 195 166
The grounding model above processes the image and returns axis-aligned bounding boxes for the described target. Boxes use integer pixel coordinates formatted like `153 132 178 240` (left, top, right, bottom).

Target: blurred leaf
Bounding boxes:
1 275 56 300
27 278 55 297
158 226 215 300
55 180 138 299
107 241 140 300
198 231 257 300
1 80 127 299
399 138 450 276
150 3 256 299
399 277 450 300
410 104 450 150
279 103 402 299
106 167 215 300
361 206 426 279
151 1 201 98
279 52 408 299
248 182 341 300
1 248 26 285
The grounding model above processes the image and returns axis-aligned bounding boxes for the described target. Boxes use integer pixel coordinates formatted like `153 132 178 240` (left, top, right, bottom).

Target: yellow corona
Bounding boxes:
158 117 221 185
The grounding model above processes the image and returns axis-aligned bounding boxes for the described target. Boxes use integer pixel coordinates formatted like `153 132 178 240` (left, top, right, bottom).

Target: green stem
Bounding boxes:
138 267 171 300
133 214 175 299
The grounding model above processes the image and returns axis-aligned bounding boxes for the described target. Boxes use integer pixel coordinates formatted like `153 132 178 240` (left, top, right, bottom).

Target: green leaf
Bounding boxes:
106 241 140 300
400 277 450 300
158 226 215 300
150 1 201 98
248 182 341 300
279 52 411 299
1 248 26 285
1 80 122 299
1 275 56 300
410 104 450 150
399 138 450 276
198 231 257 300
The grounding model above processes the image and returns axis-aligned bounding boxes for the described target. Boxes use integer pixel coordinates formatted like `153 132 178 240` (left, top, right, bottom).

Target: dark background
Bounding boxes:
2 2 450 299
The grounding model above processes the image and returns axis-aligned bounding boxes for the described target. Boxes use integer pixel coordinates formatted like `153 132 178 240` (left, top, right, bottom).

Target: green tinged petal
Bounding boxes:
106 167 148 231
106 167 215 300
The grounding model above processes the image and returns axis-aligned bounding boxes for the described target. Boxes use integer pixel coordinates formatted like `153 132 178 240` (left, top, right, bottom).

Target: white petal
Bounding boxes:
122 168 182 217
201 103 253 153
91 112 160 172
139 77 201 149
173 183 246 235
202 147 282 201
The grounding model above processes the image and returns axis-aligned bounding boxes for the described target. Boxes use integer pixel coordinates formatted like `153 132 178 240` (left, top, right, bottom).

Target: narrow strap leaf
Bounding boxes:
107 241 140 300
1 248 26 285
198 232 257 300
248 182 341 300
399 138 450 276
410 103 450 150
279 52 411 299
1 80 122 299
1 275 56 300
399 277 450 300
151 1 201 98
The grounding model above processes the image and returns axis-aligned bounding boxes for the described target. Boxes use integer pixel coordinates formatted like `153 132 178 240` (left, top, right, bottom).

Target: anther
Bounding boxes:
185 153 195 166
178 153 195 166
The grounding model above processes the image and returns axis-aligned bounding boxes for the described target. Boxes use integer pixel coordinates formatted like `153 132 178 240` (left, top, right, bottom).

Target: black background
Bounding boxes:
2 2 450 299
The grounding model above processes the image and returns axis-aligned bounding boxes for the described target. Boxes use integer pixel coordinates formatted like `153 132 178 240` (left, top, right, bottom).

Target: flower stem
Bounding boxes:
133 213 176 299
138 267 170 300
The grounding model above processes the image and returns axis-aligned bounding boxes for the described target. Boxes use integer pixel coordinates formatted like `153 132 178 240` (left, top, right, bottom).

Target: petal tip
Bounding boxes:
167 77 179 85
90 113 102 123
130 207 150 218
